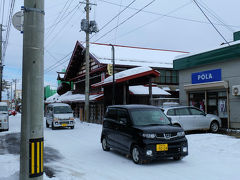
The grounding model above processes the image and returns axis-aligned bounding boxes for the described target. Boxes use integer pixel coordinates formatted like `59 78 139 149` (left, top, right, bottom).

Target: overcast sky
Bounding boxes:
1 0 240 95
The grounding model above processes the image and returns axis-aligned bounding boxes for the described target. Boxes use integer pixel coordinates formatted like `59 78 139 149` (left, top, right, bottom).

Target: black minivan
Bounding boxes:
101 105 188 164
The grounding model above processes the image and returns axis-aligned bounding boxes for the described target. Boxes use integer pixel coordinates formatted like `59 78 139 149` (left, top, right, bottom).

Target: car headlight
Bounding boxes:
177 131 185 137
142 133 156 139
53 117 58 121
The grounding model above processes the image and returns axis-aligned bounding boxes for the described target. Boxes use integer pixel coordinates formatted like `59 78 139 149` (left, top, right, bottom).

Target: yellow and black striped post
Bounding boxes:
29 138 44 178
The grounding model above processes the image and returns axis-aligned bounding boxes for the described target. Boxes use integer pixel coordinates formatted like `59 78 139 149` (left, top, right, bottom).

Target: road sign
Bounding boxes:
12 11 24 32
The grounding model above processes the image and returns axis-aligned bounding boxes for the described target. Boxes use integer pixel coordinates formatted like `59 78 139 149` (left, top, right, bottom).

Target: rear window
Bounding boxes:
130 109 170 126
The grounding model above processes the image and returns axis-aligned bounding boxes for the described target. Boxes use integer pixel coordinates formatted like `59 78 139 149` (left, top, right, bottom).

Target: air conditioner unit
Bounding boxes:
232 85 240 96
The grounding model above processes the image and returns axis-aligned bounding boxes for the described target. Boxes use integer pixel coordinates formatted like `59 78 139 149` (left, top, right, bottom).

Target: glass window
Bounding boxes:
130 109 170 126
118 109 128 123
105 108 117 120
189 108 204 115
167 109 175 116
0 106 8 111
54 106 72 114
175 108 190 116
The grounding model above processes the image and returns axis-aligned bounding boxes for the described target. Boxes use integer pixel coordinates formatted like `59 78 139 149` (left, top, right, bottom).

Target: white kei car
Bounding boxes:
162 106 221 133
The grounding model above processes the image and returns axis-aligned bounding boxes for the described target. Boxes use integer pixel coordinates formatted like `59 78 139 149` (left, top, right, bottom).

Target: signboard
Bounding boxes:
107 64 113 75
192 69 221 84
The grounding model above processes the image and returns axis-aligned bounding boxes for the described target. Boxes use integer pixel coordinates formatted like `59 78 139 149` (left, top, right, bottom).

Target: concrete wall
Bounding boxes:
178 57 240 128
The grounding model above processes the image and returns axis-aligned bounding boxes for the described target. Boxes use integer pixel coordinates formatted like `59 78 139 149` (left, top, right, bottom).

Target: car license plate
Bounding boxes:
156 144 168 151
62 124 67 127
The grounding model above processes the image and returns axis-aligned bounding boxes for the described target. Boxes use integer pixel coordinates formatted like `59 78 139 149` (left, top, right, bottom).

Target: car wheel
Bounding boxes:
173 156 182 160
210 121 219 133
70 126 74 129
46 121 49 128
51 122 56 130
102 137 110 151
131 145 143 164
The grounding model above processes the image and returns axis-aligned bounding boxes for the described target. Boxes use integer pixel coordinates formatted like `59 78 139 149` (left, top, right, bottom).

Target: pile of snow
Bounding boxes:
129 85 170 95
46 91 103 103
1 114 240 180
89 43 187 68
93 66 159 87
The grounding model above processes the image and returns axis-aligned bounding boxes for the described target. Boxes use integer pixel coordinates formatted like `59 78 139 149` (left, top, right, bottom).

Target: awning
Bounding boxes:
184 81 229 91
92 67 160 88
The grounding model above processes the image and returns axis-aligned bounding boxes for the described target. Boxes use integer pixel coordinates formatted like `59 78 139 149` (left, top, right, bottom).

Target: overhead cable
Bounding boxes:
192 0 230 46
94 0 156 43
98 0 239 29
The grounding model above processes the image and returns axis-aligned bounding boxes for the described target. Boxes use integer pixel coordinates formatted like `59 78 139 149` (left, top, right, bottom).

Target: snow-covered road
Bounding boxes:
0 114 240 180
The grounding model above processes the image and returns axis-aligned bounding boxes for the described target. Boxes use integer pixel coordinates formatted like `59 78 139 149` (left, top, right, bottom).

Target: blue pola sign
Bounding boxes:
192 69 222 84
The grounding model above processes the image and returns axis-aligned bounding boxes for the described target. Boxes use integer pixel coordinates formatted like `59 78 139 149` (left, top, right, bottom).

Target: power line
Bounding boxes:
94 0 156 43
98 0 240 29
45 2 81 30
192 0 230 46
91 0 136 40
1 0 5 24
44 51 72 73
2 0 15 62
46 0 74 39
45 3 83 48
114 0 123 44
104 1 192 44
82 41 189 53
197 0 234 33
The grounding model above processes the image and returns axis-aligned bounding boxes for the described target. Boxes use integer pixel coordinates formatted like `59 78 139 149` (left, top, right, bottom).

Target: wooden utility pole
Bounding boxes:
84 0 90 122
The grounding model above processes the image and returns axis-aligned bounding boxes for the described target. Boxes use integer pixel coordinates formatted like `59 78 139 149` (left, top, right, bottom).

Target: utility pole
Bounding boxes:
20 0 44 179
0 24 3 102
13 79 17 108
81 0 98 123
110 44 115 105
84 0 90 122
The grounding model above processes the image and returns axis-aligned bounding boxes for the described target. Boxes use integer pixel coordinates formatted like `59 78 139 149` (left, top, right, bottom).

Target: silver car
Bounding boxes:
162 106 221 133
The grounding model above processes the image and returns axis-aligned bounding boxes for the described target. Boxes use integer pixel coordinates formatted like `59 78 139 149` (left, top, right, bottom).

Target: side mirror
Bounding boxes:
120 118 127 125
201 112 206 116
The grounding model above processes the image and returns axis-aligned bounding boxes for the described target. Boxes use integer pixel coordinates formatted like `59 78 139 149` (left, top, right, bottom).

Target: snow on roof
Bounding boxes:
174 40 240 60
92 67 159 87
88 43 187 68
46 91 103 103
45 93 60 103
129 86 170 95
162 86 171 91
59 74 65 79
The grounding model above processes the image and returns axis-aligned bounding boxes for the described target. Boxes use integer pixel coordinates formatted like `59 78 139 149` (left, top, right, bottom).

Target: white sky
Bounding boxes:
1 0 240 93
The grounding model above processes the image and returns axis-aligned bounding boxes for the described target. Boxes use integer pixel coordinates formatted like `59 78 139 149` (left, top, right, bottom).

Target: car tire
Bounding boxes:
173 156 182 160
210 121 219 133
46 121 49 128
131 145 143 164
102 137 110 151
70 126 74 129
51 122 56 130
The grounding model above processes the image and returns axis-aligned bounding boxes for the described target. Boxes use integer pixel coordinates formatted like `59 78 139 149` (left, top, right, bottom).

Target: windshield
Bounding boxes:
0 106 8 111
54 106 72 114
130 109 170 126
